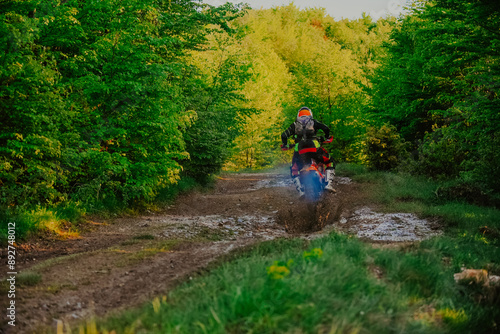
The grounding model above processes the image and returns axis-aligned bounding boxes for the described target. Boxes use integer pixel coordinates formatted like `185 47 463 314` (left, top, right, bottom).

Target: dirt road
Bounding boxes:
0 171 440 333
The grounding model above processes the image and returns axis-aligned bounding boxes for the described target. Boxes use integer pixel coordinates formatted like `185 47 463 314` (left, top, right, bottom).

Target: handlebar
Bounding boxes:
281 136 333 151
281 144 295 151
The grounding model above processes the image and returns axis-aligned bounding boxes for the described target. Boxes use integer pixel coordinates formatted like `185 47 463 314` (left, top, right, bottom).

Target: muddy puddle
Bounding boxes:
247 174 293 190
247 174 352 191
343 207 442 242
158 214 286 241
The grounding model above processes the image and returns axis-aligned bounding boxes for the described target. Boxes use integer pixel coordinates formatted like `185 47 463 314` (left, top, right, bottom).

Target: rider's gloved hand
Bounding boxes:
281 144 288 151
324 136 333 144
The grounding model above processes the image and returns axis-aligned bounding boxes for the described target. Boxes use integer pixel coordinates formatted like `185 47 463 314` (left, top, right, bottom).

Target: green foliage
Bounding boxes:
184 30 256 181
370 0 500 195
217 5 395 169
401 128 465 180
461 136 500 200
364 123 405 171
0 0 252 234
224 26 295 170
155 176 199 204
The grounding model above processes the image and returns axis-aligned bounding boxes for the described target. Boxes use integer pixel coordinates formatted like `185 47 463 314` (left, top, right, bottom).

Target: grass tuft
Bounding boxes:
17 271 42 286
133 234 155 240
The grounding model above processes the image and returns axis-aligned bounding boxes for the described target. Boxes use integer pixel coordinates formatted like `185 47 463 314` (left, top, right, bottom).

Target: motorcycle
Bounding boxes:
282 136 332 203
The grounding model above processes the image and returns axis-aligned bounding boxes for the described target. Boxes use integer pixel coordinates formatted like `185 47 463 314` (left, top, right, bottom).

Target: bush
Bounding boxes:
461 136 500 197
364 124 405 171
403 130 465 180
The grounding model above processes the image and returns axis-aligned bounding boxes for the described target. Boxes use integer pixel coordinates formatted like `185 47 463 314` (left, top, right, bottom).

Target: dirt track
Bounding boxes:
0 171 440 333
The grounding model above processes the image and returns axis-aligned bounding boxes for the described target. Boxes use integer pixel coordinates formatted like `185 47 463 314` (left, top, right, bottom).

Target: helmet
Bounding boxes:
297 107 312 118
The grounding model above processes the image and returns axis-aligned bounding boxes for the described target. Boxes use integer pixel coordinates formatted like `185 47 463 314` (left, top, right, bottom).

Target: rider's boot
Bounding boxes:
293 176 305 198
324 168 336 193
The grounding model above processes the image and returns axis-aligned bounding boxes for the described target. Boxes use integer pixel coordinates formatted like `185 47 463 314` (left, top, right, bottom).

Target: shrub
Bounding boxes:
461 136 500 197
402 129 465 180
364 124 404 171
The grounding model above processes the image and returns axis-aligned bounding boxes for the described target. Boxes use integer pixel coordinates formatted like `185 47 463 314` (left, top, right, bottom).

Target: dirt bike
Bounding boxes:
282 136 331 203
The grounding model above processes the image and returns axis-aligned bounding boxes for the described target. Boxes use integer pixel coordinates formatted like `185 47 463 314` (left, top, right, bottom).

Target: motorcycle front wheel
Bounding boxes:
301 170 323 203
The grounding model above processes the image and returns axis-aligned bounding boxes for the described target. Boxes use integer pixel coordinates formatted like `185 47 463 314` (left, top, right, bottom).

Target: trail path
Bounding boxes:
0 172 441 333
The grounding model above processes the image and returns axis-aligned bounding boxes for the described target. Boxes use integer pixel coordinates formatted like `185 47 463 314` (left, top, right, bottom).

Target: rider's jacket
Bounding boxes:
281 119 330 146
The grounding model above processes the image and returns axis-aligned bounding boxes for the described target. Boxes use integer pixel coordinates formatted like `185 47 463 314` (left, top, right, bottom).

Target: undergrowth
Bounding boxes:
0 176 203 246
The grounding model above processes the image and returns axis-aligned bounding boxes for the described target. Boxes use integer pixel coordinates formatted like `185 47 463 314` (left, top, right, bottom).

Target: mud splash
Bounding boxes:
277 197 344 234
335 176 352 185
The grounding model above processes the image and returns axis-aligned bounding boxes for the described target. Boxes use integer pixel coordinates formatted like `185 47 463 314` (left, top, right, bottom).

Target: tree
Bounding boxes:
183 23 256 180
370 0 500 195
0 0 249 215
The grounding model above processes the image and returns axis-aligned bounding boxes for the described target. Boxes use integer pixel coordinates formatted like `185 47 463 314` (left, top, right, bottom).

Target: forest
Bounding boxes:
1 0 499 239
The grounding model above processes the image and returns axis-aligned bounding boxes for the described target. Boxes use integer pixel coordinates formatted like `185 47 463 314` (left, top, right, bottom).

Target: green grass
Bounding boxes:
91 233 499 333
133 234 156 240
17 271 42 286
336 162 369 177
0 205 69 245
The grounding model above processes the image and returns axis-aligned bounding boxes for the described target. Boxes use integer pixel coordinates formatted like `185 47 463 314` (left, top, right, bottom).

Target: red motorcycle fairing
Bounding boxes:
300 161 325 179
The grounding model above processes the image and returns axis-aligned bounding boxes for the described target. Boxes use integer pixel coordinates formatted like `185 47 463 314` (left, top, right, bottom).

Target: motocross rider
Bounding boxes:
281 107 336 197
